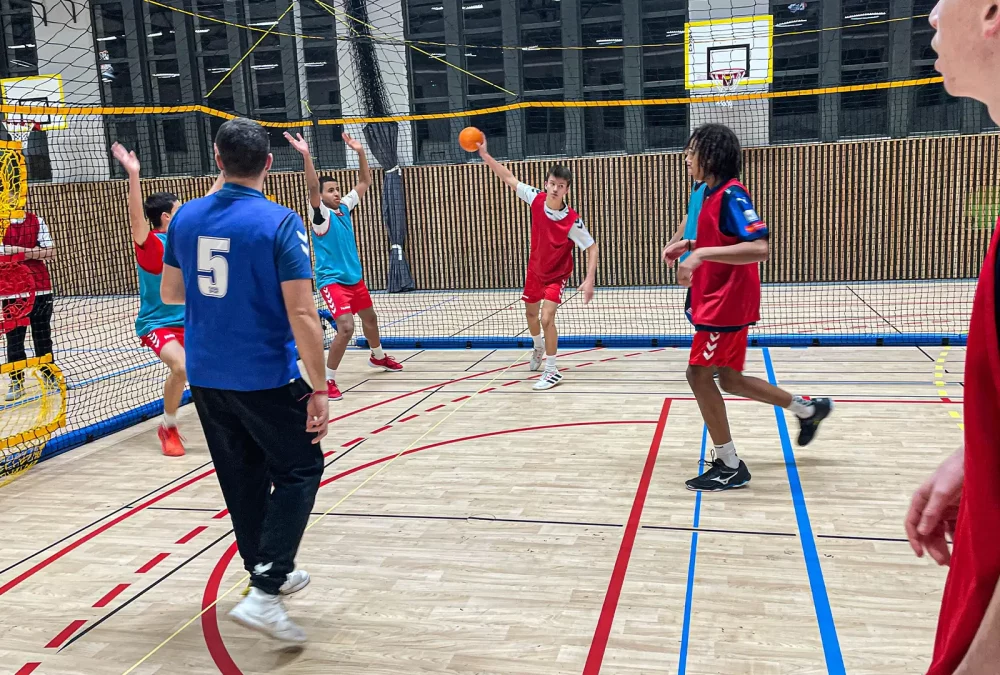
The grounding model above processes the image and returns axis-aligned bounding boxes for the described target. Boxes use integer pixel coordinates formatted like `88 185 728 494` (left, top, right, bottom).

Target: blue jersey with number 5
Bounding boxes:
163 183 314 391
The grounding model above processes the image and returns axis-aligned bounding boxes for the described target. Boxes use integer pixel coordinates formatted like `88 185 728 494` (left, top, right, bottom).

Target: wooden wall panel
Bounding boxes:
22 135 997 297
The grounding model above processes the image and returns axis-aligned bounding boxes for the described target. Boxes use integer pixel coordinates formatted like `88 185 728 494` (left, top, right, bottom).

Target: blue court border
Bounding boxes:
677 425 708 675
763 347 846 674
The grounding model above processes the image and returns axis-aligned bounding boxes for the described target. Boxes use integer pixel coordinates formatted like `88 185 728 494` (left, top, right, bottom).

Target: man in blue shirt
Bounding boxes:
161 118 328 644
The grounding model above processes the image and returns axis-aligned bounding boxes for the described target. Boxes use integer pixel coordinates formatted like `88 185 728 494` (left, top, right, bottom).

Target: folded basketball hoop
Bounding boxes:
709 68 745 107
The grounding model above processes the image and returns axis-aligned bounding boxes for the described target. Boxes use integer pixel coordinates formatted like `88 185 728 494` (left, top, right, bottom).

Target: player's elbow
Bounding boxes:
754 238 769 262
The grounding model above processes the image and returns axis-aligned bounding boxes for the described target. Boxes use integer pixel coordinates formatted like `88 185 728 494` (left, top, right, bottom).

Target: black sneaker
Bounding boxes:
796 397 833 446
685 458 751 491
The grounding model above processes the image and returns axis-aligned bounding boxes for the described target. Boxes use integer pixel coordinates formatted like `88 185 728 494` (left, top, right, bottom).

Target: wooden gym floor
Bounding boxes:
0 344 961 674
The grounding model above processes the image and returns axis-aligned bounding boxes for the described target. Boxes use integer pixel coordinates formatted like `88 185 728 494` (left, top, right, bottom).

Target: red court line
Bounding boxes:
342 437 365 447
398 414 419 423
479 387 496 393
624 352 642 357
370 425 392 435
667 396 960 405
15 663 40 675
502 380 520 387
46 619 87 648
583 398 671 675
213 509 228 519
136 553 170 574
600 357 617 362
452 395 471 403
0 468 216 597
425 404 445 412
576 362 594 368
323 450 335 458
93 583 130 608
203 419 659 674
176 526 208 545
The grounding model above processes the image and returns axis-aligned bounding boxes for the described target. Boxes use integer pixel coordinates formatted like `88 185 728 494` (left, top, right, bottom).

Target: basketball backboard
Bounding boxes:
0 75 67 131
685 15 773 90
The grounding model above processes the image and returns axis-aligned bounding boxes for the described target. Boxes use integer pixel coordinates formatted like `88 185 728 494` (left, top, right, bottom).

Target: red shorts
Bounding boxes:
689 327 749 371
141 326 185 357
522 273 567 305
321 280 374 319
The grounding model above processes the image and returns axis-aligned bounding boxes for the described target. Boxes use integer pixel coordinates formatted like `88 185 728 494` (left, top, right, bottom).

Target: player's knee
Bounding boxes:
336 317 355 337
540 308 557 329
686 365 711 387
717 369 744 395
172 361 187 381
525 305 539 322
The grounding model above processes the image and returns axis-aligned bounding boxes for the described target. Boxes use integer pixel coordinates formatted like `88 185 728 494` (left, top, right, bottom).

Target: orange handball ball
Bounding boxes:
459 126 484 152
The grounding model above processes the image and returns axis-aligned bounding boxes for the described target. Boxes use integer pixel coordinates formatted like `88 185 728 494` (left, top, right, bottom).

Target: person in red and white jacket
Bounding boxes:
2 211 56 401
477 137 598 391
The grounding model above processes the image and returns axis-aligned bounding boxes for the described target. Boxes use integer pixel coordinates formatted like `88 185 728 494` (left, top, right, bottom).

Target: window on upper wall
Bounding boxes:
522 28 563 92
146 3 177 57
840 0 890 137
406 0 446 36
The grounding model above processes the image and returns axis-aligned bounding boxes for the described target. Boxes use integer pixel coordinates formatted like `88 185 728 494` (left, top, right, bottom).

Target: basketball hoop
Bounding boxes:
709 68 745 107
1 119 41 145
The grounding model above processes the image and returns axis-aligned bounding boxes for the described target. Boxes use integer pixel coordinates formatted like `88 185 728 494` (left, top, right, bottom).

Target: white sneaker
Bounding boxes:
529 347 544 372
533 369 563 391
5 381 24 402
229 587 307 643
280 569 310 595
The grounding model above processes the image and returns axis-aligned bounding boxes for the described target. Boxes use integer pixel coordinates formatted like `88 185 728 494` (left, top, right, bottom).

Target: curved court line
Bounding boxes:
0 349 600 598
200 420 659 675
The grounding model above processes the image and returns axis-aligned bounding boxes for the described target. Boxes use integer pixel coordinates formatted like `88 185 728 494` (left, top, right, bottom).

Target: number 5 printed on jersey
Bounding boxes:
198 236 230 298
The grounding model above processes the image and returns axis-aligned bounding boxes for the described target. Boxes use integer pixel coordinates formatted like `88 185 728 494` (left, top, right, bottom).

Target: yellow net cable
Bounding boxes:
120 350 532 675
0 76 944 127
312 0 517 98
143 0 325 41
205 1 297 99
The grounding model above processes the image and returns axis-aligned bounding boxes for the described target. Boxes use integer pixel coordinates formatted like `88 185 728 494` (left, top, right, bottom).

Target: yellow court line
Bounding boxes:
934 347 963 433
0 76 944 126
121 349 533 674
205 2 296 99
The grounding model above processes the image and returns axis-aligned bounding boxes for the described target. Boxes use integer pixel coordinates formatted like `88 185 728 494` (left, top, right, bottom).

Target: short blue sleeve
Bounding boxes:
719 186 769 241
274 212 314 282
163 215 180 268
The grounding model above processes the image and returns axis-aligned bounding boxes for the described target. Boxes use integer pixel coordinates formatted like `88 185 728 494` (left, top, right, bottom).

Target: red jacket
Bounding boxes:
3 213 52 294
528 192 579 284
928 221 1000 674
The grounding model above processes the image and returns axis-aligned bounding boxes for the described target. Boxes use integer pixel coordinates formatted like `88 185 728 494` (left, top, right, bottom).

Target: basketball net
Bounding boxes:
0 122 30 239
2 119 40 145
709 68 745 107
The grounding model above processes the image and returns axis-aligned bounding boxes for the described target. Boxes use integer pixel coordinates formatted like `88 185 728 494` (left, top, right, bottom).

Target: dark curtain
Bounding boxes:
363 123 415 292
346 0 415 292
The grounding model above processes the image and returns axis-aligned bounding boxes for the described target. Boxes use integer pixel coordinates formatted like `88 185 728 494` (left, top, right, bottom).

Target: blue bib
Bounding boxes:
135 232 185 337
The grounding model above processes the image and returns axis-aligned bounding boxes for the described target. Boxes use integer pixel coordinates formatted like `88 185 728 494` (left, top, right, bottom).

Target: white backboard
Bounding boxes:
0 75 67 131
685 15 773 90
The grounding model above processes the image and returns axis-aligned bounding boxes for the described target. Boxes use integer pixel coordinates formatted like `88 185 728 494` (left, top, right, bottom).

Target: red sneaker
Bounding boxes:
369 353 403 372
158 425 185 457
327 379 343 401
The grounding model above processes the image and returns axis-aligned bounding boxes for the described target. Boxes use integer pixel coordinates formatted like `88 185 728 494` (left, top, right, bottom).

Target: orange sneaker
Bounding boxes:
158 424 186 457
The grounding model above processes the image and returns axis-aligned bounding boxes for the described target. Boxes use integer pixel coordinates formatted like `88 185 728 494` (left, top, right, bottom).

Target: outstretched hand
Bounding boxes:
283 131 310 156
342 132 364 153
905 448 964 566
111 142 140 175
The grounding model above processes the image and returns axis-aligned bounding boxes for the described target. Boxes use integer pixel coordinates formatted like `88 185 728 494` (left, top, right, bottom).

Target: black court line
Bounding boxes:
59 530 233 652
400 350 425 363
816 533 910 543
844 285 904 335
448 298 522 338
916 346 937 362
642 524 797 538
465 349 497 371
0 460 215 577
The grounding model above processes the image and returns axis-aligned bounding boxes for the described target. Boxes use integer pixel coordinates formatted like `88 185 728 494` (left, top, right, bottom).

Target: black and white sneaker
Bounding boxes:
797 397 833 446
685 457 751 492
533 369 563 391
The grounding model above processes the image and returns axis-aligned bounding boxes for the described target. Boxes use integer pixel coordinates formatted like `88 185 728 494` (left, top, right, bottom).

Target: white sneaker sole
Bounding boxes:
532 377 562 391
281 573 310 595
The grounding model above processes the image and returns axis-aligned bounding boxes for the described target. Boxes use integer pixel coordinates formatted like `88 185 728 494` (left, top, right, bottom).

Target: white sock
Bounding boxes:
714 441 739 469
545 354 557 371
325 367 336 382
162 412 177 428
531 333 543 350
372 346 385 360
788 396 815 419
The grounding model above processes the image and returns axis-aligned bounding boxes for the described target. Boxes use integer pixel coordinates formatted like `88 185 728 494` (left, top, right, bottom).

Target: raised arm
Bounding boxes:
476 138 519 192
284 131 321 210
343 133 372 202
111 142 150 247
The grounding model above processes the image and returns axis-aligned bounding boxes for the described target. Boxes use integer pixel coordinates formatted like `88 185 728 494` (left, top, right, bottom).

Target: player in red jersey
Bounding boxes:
477 137 598 390
665 124 832 491
905 2 1000 672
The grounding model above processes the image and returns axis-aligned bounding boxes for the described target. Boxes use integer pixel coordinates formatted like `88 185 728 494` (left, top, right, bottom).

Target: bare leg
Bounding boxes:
327 314 355 371
716 367 793 408
540 300 558 356
525 301 541 337
356 307 381 350
686 365 732 446
158 340 187 418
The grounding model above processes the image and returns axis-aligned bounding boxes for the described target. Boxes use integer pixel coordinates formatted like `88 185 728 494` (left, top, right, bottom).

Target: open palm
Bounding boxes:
342 132 363 153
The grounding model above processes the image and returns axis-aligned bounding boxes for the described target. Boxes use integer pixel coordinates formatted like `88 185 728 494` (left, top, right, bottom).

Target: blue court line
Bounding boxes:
67 359 162 388
677 424 708 675
763 348 846 675
383 296 458 329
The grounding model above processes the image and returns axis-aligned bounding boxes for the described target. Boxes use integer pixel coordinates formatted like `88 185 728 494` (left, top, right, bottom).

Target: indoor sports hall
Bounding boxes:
0 0 990 673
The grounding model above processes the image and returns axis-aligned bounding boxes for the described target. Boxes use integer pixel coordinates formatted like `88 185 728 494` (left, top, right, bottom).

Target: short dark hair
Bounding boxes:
319 176 338 191
144 192 179 229
215 117 270 178
685 123 742 183
547 164 572 186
